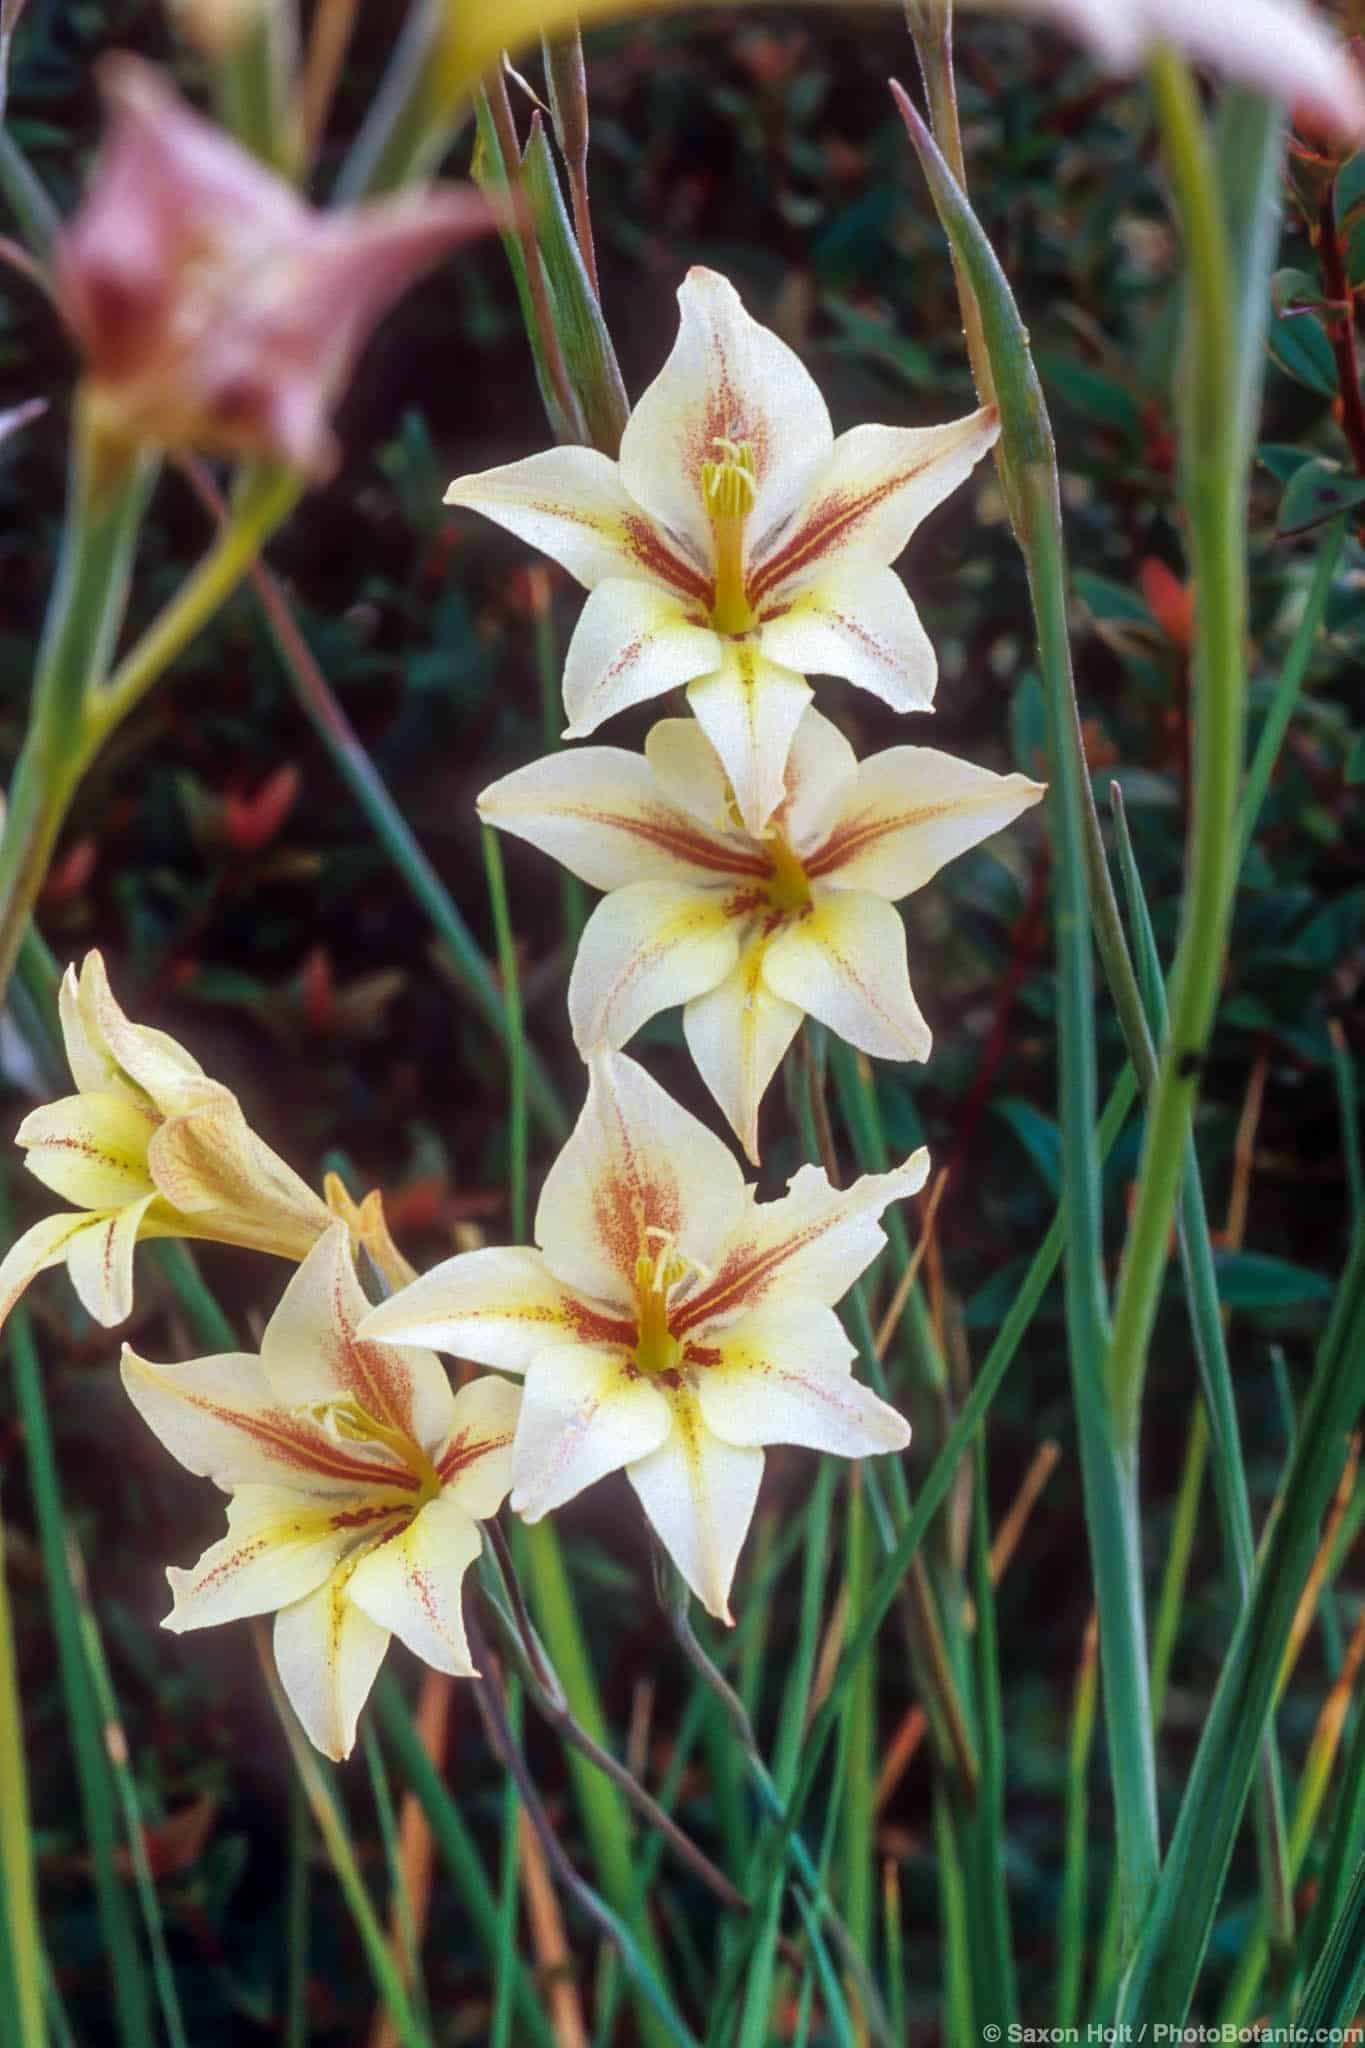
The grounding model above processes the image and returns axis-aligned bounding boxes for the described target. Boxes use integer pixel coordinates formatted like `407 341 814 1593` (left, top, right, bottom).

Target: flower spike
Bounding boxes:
447 266 997 833
361 1050 921 1623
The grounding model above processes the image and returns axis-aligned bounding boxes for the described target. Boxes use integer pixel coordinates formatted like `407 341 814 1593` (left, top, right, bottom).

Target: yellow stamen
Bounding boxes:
305 1395 441 1500
765 830 812 914
701 437 756 635
631 1233 694 1376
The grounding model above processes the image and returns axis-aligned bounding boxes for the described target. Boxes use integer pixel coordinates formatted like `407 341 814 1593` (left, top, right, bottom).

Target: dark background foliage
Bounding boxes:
0 3 1360 2038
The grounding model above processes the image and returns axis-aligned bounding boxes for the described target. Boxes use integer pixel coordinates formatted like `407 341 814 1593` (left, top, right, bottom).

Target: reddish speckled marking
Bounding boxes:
807 799 975 880
437 1427 515 1484
673 1211 846 1336
157 1380 420 1489
621 513 712 604
748 459 937 607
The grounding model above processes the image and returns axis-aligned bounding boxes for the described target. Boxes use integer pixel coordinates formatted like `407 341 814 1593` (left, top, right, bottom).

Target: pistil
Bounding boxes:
702 438 757 635
632 1237 685 1377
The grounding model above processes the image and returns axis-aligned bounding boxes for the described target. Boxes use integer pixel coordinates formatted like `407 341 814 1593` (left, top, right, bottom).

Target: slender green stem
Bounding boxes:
0 1502 45 2048
481 825 529 1241
7 1301 154 2048
1106 49 1247 1448
258 1640 430 2048
283 1778 311 2048
1055 1614 1098 2032
1237 520 1345 870
838 1475 875 1990
489 1678 521 2048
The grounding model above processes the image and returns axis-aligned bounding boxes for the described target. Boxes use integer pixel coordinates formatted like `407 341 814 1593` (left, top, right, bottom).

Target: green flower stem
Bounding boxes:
838 1474 875 1985
0 1500 45 2048
0 400 154 1006
1055 1613 1098 2032
6 1298 155 2048
481 825 529 1240
1237 517 1345 870
1104 46 1249 1452
891 83 1159 1938
283 1779 310 2048
519 1518 676 2048
256 1637 431 2048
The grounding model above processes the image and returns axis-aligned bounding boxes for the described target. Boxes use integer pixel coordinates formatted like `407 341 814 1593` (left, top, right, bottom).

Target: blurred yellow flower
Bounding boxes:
122 1224 520 1759
361 1050 920 1622
0 950 331 1330
480 708 1044 1160
446 265 997 835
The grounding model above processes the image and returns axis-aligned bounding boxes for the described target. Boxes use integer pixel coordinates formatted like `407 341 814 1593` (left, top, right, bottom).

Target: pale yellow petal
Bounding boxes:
682 938 802 1166
65 1191 157 1326
643 716 736 835
478 745 751 891
164 1485 395 1633
0 1210 99 1332
757 563 937 714
120 1344 417 1494
687 643 811 838
762 891 931 1062
695 1302 911 1457
748 407 998 602
534 1049 749 1309
618 266 833 568
561 579 720 740
674 1149 930 1331
273 1562 391 1761
809 747 1046 899
625 1388 763 1624
359 1245 621 1375
16 1091 157 1209
508 1342 672 1521
774 707 860 858
74 950 206 1116
568 880 741 1053
146 1086 330 1261
347 1493 481 1678
436 1374 523 1520
260 1224 455 1454
444 443 708 597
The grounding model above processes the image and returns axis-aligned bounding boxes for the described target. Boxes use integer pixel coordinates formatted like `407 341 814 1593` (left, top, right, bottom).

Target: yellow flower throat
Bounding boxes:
631 1233 692 1376
701 438 756 635
307 1394 442 1501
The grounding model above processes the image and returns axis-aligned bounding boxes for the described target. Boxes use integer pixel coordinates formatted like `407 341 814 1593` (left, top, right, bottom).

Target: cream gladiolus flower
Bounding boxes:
480 708 1044 1161
121 1224 520 1760
445 266 998 836
0 951 330 1331
360 1050 921 1623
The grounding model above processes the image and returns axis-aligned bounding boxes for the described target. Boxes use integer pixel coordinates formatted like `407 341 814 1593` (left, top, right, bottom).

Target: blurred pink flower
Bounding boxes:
53 55 488 472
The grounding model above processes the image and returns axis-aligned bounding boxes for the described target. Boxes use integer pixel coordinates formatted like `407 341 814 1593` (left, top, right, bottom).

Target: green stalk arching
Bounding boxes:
0 1503 45 2048
890 82 1159 1938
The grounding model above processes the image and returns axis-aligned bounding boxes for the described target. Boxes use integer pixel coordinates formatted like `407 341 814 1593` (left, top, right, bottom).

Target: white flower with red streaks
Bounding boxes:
121 1224 520 1760
0 950 331 1334
479 709 1044 1161
445 266 998 835
359 1050 921 1623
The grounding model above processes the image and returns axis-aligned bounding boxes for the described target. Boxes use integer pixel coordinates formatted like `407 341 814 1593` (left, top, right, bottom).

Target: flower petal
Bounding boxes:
478 744 755 890
762 891 931 1062
562 579 720 740
444 443 709 597
757 563 937 714
66 1191 157 1326
695 1301 910 1457
164 1484 394 1632
626 1389 763 1623
260 1224 456 1455
687 643 812 837
749 407 998 601
619 266 834 569
509 1343 673 1520
0 1210 101 1331
535 1048 749 1307
436 1375 523 1519
359 1245 624 1373
69 950 205 1115
809 746 1045 898
347 1493 482 1679
776 707 860 858
16 1090 157 1208
682 939 803 1166
146 1086 330 1260
569 880 742 1053
120 1344 417 1494
273 1561 392 1760
674 1149 930 1330
644 716 737 835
